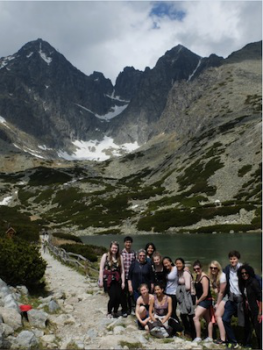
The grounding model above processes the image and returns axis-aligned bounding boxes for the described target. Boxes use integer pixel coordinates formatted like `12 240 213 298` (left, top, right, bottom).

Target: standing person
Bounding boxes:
192 260 213 343
135 284 154 330
222 250 244 348
128 249 154 303
162 256 179 320
207 260 227 345
99 241 125 318
144 242 156 263
152 251 166 287
237 264 262 349
121 236 136 316
175 257 196 340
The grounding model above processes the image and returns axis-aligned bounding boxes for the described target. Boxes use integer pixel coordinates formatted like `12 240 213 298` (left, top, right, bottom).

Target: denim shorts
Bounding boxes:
199 299 212 309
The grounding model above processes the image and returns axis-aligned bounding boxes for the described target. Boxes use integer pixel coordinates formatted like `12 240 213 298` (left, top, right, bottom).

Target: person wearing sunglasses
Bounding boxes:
192 260 213 343
208 260 227 345
237 264 262 349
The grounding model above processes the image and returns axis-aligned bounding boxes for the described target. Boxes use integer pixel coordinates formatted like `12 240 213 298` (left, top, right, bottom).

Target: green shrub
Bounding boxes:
52 232 82 243
0 238 46 289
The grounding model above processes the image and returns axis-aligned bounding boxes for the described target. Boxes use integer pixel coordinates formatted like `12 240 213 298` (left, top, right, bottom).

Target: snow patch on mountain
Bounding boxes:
57 136 140 161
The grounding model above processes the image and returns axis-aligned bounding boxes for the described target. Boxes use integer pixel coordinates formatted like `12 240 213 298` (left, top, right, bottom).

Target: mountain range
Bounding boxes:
0 39 261 235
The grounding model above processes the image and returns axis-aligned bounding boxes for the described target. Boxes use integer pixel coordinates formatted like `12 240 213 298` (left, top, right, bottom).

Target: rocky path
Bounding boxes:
41 249 219 350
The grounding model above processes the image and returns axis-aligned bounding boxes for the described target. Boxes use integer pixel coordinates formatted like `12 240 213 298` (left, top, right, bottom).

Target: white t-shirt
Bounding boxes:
229 263 242 295
220 272 226 284
165 266 178 295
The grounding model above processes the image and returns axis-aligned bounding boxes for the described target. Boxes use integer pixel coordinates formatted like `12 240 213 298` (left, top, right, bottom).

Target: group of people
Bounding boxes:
99 237 262 349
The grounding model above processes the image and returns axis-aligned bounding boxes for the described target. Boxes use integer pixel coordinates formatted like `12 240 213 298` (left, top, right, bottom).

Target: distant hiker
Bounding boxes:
121 236 136 316
99 241 125 318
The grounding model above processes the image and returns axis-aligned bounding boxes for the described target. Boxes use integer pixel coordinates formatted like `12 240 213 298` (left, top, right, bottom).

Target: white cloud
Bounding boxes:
0 1 261 83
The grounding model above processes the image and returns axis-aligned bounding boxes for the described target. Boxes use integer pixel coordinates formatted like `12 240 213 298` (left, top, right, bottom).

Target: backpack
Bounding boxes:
255 274 262 289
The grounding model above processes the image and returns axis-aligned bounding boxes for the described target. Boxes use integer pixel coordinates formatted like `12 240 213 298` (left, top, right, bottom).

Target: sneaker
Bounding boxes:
204 337 213 342
214 339 226 345
122 313 128 318
226 343 240 349
193 337 202 343
106 313 113 319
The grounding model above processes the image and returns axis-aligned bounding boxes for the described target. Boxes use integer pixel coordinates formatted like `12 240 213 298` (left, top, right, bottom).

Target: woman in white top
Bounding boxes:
208 260 227 345
163 256 178 320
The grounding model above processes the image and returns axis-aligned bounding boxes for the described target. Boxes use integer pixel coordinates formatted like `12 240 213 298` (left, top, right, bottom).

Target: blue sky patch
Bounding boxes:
150 2 186 21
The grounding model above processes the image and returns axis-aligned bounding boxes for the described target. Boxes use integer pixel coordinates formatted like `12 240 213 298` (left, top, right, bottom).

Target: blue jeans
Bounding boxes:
222 300 238 344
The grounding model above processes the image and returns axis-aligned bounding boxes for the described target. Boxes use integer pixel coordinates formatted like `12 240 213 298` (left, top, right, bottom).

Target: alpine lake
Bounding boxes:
81 232 262 274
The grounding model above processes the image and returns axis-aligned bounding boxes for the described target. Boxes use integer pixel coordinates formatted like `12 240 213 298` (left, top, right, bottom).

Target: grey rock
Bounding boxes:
48 299 60 313
0 323 14 336
0 279 7 289
12 330 38 349
27 309 48 328
0 307 22 330
0 287 11 299
15 286 28 296
85 328 98 340
3 295 20 313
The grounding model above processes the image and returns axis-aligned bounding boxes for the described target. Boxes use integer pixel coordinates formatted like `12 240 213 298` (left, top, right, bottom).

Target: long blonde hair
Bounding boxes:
208 260 223 289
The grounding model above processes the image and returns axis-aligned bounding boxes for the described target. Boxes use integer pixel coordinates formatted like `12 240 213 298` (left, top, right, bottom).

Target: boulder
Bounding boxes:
0 323 14 336
13 330 38 349
16 286 28 296
27 309 48 328
0 307 22 330
3 294 20 313
48 299 60 313
0 279 7 289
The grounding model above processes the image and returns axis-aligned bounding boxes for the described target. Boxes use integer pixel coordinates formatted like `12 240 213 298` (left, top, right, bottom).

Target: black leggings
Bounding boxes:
180 313 196 339
166 294 178 320
107 281 122 314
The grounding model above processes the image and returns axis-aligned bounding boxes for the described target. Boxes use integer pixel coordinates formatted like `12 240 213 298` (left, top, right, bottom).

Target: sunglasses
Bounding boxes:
193 268 200 271
210 267 218 270
241 272 248 275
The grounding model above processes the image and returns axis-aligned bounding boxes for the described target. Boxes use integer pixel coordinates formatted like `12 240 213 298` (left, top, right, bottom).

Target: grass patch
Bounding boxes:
28 167 72 186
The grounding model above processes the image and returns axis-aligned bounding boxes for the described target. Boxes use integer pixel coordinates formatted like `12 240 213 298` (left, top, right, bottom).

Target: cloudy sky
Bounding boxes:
0 1 262 83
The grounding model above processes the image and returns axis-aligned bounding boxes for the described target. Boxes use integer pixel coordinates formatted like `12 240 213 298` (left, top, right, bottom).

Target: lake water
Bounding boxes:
81 232 262 274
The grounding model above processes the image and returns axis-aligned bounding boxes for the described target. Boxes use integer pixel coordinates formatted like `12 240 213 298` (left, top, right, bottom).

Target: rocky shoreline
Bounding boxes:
0 248 225 349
